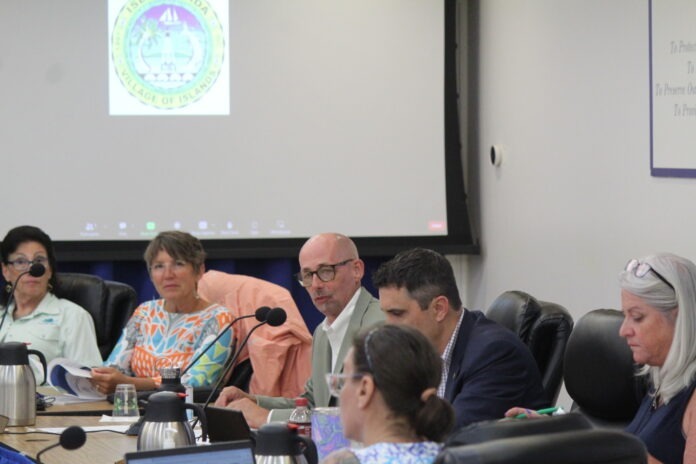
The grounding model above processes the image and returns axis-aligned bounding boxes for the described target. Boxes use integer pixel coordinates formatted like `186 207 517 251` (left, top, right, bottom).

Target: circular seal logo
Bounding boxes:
112 0 225 110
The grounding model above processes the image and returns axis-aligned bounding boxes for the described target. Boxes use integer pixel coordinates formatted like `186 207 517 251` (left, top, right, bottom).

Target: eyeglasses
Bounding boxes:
5 256 49 272
296 259 354 287
149 260 190 275
325 372 364 397
625 259 675 290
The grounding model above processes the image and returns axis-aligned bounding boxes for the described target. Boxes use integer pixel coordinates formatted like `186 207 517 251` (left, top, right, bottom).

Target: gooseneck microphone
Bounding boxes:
122 306 276 411
0 262 46 332
180 306 271 376
265 307 288 327
202 307 287 409
36 425 86 463
253 306 273 323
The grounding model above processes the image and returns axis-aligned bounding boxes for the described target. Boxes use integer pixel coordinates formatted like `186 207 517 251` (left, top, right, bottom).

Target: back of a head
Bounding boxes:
372 248 461 310
353 324 455 441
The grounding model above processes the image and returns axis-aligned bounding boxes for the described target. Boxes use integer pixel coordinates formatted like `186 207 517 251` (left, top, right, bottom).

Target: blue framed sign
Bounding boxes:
649 0 696 178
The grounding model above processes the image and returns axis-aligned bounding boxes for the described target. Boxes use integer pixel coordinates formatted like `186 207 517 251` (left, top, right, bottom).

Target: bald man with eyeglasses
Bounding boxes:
215 233 384 427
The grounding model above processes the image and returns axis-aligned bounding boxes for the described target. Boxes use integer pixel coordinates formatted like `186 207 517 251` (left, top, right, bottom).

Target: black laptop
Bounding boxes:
124 440 255 464
204 405 253 443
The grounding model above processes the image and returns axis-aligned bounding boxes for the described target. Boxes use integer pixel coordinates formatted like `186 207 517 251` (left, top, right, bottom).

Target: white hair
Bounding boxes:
618 252 696 404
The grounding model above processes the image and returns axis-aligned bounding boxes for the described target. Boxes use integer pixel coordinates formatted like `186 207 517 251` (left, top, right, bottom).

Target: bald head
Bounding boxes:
300 233 359 262
298 233 364 323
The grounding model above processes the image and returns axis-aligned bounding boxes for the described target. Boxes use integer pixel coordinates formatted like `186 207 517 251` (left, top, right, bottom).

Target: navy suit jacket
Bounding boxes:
445 309 549 429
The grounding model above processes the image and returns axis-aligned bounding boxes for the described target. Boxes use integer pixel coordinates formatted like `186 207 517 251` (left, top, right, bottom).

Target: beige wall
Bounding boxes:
454 0 696 408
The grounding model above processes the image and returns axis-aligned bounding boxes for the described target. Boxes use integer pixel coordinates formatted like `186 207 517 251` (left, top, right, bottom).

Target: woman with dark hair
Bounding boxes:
323 324 454 464
91 231 234 394
0 225 102 380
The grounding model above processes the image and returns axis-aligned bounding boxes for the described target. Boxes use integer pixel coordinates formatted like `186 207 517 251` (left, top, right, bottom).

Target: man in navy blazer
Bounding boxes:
373 248 548 429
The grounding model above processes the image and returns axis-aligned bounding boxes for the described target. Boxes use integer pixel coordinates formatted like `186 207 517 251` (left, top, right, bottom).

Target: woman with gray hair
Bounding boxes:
619 253 696 464
506 252 696 464
91 231 234 394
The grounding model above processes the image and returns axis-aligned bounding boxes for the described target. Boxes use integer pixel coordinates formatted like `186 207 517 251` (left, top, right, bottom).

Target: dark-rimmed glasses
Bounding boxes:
625 259 675 290
5 256 49 272
296 259 354 287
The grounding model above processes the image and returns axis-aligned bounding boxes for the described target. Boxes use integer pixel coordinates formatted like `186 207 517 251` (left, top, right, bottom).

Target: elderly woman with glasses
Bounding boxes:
91 231 234 394
0 226 102 381
508 252 696 464
323 324 454 464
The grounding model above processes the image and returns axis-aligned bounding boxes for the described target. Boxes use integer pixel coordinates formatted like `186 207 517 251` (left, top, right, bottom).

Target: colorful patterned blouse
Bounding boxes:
324 441 443 464
105 299 234 387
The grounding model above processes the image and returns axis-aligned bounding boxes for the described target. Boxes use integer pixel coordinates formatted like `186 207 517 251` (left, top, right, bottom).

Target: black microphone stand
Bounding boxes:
201 320 270 410
180 306 270 376
186 320 270 432
36 442 62 464
199 307 286 409
36 425 86 464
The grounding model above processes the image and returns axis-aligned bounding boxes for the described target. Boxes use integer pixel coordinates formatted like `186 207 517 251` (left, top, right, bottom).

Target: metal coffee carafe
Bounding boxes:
255 422 318 464
0 342 47 426
157 366 186 394
137 391 208 451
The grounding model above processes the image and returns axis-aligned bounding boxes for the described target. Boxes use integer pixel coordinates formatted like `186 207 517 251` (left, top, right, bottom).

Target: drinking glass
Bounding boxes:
113 384 139 417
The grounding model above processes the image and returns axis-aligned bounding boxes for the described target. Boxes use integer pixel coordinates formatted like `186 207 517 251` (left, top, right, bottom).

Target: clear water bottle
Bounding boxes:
288 397 312 438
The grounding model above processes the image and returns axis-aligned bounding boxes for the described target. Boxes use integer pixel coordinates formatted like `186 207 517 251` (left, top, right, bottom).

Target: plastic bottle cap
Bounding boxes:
294 397 308 407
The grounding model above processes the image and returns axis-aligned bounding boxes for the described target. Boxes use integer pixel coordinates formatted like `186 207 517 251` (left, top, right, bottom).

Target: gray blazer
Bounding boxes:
257 287 383 421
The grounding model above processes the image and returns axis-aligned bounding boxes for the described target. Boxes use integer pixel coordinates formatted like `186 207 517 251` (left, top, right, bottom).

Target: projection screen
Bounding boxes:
0 0 476 259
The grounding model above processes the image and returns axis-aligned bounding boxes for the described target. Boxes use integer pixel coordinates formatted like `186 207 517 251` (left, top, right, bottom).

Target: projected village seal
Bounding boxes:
112 0 224 110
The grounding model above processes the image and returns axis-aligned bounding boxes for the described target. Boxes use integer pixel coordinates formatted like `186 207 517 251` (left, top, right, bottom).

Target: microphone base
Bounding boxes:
192 387 219 403
125 416 145 436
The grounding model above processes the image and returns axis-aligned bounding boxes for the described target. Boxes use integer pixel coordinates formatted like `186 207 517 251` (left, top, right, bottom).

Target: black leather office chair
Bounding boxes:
563 309 647 428
486 290 573 403
436 429 647 464
54 273 138 359
486 291 542 341
445 413 592 447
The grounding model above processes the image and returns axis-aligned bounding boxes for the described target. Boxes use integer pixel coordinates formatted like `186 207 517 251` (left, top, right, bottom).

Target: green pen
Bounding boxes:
514 406 559 419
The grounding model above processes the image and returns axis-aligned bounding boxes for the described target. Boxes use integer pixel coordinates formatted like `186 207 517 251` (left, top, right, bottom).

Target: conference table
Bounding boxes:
1 400 137 464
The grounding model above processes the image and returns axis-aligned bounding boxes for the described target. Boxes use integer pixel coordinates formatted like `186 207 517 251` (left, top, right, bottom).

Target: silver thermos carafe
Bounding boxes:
0 342 47 426
137 391 208 451
255 422 318 464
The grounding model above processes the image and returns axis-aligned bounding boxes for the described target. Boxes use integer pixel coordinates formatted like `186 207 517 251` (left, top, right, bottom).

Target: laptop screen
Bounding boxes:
205 405 251 443
124 440 255 464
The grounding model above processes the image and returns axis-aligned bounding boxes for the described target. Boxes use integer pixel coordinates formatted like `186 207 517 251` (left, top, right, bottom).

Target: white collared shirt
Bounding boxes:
438 309 465 398
264 288 361 423
0 293 102 383
322 288 360 372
